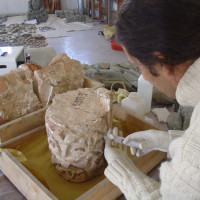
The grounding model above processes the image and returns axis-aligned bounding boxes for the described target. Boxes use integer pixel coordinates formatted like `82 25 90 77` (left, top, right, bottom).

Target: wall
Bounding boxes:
60 0 78 10
0 0 85 16
0 0 28 16
61 0 86 13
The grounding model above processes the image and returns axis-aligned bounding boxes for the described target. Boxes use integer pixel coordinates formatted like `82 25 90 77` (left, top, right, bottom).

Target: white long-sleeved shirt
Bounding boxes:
105 58 200 199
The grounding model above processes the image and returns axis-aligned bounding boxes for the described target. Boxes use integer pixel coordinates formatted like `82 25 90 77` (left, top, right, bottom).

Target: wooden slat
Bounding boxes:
113 103 160 131
135 151 166 173
0 126 46 149
0 107 46 143
76 178 122 200
0 150 58 200
83 77 105 89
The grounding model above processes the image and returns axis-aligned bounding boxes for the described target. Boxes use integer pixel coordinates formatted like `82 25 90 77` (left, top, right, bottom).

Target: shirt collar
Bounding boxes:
176 58 200 107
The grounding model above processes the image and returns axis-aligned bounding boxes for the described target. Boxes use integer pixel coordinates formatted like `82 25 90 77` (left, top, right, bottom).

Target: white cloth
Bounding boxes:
105 58 200 199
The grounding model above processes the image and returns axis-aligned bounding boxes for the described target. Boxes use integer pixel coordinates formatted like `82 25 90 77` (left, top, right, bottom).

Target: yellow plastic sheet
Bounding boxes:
102 25 116 40
15 133 105 200
0 118 138 200
0 148 27 163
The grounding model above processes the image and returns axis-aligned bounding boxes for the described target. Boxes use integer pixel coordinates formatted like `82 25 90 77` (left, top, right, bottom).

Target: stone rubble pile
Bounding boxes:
0 23 48 48
55 9 86 23
167 106 193 130
39 26 56 32
83 62 174 104
0 16 7 23
83 62 140 91
83 62 193 130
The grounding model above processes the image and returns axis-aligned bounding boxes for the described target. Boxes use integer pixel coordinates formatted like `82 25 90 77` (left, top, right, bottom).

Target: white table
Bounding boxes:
0 46 25 75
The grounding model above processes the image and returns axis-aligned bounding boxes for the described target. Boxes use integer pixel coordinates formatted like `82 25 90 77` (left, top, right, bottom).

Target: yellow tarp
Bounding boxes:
102 25 116 40
3 118 138 200
15 132 105 200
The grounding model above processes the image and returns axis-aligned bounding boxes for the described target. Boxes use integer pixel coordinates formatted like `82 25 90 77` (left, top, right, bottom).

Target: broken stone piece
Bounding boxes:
0 69 42 125
167 112 183 130
34 53 84 106
152 107 170 123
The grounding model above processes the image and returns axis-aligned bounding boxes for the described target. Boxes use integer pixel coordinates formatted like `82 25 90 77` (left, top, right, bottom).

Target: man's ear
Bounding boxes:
153 51 173 76
153 51 165 60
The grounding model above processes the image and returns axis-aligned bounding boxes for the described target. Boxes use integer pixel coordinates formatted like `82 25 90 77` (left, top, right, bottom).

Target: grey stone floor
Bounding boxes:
47 27 129 65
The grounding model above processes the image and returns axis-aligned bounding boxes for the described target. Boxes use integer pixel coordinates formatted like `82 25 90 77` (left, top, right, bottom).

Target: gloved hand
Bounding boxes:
104 128 161 200
104 127 130 165
123 129 170 157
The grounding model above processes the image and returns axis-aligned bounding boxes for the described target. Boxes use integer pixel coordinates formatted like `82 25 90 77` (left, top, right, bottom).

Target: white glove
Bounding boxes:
123 129 170 157
104 127 130 165
104 128 161 200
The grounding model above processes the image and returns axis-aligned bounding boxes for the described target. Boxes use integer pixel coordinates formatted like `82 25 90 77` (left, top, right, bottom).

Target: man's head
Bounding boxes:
116 0 200 97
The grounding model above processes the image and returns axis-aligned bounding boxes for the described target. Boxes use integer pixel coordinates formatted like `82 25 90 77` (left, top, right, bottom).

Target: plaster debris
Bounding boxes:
55 9 86 23
0 23 48 48
152 107 170 123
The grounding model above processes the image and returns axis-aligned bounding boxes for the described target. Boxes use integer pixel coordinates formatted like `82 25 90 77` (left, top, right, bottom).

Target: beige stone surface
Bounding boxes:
34 53 84 106
45 88 112 182
18 63 42 76
0 69 42 125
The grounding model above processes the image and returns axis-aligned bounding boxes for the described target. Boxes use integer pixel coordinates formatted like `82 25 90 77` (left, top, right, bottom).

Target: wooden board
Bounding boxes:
83 77 105 89
0 103 166 200
0 150 58 200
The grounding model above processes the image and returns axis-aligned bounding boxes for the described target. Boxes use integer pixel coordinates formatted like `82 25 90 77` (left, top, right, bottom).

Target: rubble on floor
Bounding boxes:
55 9 86 23
0 23 48 48
83 62 193 130
83 62 174 105
0 16 7 23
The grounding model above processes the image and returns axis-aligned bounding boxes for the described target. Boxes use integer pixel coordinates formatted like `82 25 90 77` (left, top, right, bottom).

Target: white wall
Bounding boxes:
60 0 78 10
0 0 28 16
0 0 86 16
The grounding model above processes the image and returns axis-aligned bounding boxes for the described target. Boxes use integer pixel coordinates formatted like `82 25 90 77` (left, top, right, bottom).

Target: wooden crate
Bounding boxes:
0 104 166 200
0 77 104 143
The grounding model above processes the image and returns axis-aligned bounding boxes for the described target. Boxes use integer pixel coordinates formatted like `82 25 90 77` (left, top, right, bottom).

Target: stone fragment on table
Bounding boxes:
0 69 42 125
34 53 84 106
179 106 193 130
167 112 183 130
152 107 170 123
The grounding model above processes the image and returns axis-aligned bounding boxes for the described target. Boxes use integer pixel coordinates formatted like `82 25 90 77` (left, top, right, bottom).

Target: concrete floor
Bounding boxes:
47 28 128 65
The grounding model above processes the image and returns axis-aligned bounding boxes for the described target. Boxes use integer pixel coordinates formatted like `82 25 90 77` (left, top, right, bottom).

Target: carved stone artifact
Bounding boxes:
45 88 112 182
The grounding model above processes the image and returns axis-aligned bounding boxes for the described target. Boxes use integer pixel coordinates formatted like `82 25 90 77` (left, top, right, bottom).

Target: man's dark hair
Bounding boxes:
116 0 200 75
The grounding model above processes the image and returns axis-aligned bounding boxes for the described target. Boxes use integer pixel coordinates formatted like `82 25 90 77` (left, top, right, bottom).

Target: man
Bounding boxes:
104 0 200 199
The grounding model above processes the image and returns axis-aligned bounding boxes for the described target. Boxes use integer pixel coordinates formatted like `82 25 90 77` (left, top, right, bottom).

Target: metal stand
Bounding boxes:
92 0 94 21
